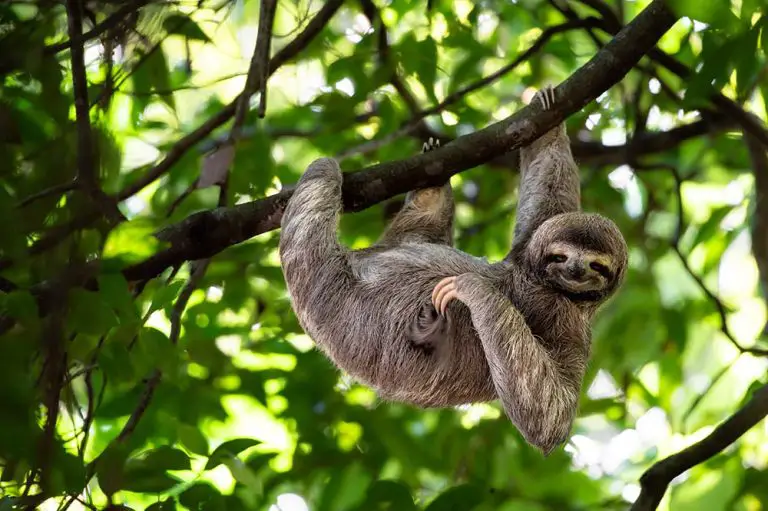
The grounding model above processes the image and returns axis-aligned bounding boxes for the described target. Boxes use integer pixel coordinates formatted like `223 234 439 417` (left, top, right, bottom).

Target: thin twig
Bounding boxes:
631 383 768 511
337 17 601 160
0 0 345 273
581 0 768 147
65 0 122 221
681 361 735 430
118 0 340 201
359 0 421 114
638 162 768 356
45 0 150 54
17 180 77 209
65 0 97 188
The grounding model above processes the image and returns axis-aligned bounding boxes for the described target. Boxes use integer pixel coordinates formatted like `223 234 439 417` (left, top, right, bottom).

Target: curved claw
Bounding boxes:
535 85 556 110
422 136 441 153
432 276 458 316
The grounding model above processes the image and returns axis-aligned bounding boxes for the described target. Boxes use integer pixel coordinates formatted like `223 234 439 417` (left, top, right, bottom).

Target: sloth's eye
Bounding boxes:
589 262 609 275
547 254 567 263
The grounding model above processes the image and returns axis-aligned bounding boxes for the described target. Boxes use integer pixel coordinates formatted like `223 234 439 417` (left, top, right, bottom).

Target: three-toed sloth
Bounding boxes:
279 86 628 454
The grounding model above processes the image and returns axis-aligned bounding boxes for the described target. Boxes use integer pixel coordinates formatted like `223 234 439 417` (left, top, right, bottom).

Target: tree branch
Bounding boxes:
0 0 344 273
631 383 768 511
0 0 680 334
583 0 768 147
122 0 679 282
652 161 768 356
745 125 768 336
232 0 277 128
45 0 150 55
65 0 122 220
65 0 96 188
117 0 341 200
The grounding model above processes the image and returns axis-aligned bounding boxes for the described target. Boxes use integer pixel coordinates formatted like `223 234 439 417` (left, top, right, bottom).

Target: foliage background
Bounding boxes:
1 0 768 509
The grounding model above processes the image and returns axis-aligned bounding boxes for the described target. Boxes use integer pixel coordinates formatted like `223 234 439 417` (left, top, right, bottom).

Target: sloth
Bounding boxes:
278 86 628 454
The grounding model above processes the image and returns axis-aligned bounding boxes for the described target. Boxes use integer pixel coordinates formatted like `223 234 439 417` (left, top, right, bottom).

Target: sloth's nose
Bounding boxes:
567 262 586 278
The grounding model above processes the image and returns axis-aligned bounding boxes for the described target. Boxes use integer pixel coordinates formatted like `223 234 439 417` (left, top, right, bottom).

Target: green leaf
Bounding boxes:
103 218 163 264
222 457 261 492
98 273 140 323
130 47 175 114
205 438 261 470
669 0 739 29
95 444 130 497
66 288 119 337
121 468 179 494
99 341 136 384
424 484 485 511
178 483 225 511
683 33 732 107
399 35 438 102
734 25 761 98
762 18 768 55
355 480 416 511
148 280 186 314
138 328 178 374
578 397 623 417
688 206 732 251
178 423 209 456
140 446 191 472
145 498 177 511
413 37 438 100
163 14 211 42
0 291 38 324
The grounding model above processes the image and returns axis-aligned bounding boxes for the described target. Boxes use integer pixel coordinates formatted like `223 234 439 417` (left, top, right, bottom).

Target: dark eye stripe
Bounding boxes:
547 254 567 263
589 262 612 278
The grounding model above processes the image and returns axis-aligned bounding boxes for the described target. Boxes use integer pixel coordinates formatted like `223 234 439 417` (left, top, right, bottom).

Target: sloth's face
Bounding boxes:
541 241 616 300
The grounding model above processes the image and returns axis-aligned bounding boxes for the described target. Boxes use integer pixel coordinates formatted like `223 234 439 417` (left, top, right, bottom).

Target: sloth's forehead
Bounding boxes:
549 228 618 255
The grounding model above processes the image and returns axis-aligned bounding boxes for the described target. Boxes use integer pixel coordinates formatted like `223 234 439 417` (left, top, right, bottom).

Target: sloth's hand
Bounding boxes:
432 273 489 315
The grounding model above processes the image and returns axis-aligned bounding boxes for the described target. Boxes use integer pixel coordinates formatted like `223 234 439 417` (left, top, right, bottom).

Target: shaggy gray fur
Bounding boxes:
278 87 628 454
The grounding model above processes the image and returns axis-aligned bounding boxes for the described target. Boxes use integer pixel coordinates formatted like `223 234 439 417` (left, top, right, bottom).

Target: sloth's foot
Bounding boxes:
534 84 556 110
421 136 440 153
408 302 447 352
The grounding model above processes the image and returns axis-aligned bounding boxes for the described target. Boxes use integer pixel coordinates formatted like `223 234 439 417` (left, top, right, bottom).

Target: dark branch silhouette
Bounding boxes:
631 383 768 511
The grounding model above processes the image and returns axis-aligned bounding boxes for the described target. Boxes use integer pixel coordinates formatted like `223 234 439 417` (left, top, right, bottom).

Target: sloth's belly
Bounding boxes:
289 242 506 409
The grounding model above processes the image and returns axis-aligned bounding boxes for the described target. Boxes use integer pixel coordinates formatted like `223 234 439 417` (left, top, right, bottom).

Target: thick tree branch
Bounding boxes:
335 15 603 162
0 0 344 273
631 383 768 511
0 0 680 333
583 0 768 147
746 124 768 336
122 0 679 282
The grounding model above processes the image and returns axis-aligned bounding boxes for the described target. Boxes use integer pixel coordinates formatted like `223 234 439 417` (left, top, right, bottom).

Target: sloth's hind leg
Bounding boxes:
409 301 449 354
377 138 455 247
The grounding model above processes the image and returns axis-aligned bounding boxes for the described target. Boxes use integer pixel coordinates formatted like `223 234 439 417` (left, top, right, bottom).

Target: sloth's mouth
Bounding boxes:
558 276 600 292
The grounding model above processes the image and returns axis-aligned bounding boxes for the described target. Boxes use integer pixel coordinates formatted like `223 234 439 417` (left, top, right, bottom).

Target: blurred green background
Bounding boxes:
0 0 767 510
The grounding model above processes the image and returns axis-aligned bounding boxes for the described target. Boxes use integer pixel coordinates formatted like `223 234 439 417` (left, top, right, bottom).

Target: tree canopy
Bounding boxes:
1 0 768 510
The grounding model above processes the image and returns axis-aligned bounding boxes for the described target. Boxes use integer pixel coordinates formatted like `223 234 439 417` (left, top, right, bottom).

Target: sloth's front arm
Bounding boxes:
433 273 583 454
